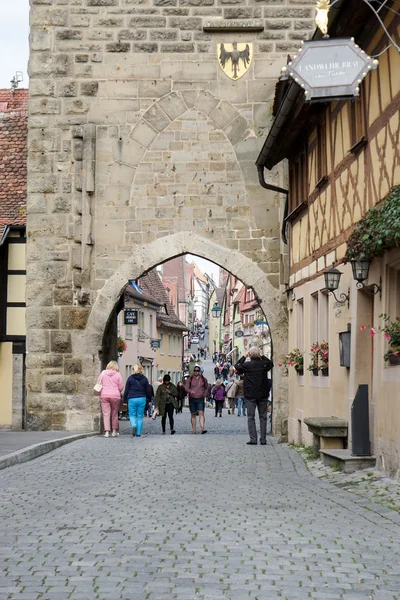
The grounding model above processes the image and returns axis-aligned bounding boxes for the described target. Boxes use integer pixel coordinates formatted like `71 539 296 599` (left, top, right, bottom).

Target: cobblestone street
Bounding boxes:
1 412 400 600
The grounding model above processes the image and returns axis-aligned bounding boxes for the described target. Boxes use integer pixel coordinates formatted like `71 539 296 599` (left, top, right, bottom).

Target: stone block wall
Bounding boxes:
27 0 315 431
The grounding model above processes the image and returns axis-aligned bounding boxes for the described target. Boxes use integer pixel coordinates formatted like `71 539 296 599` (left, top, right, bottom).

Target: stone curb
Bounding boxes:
0 433 98 471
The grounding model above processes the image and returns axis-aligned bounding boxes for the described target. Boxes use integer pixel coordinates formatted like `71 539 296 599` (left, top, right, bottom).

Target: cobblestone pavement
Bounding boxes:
294 445 400 517
1 412 400 600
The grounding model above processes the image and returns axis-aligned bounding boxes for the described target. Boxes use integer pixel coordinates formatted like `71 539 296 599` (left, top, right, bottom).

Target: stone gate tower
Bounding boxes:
27 0 315 431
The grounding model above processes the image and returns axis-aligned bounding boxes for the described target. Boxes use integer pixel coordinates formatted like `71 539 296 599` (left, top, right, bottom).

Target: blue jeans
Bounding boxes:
128 397 147 435
236 396 247 416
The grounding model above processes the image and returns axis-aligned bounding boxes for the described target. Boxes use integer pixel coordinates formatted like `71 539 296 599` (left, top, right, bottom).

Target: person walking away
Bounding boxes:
221 363 229 380
176 381 186 413
212 380 225 417
155 374 178 435
235 376 246 416
225 377 237 415
214 363 220 380
97 360 124 437
185 366 208 434
123 364 153 437
235 347 273 446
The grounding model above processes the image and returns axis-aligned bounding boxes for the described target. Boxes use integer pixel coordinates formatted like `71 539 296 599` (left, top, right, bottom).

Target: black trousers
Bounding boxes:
162 402 175 433
215 400 224 416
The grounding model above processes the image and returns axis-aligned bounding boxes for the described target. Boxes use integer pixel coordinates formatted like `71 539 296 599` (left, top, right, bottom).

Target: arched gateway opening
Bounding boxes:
35 233 288 436
27 232 287 434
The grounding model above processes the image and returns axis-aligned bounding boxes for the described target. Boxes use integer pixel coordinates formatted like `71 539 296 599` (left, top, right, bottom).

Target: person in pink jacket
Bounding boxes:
97 361 124 437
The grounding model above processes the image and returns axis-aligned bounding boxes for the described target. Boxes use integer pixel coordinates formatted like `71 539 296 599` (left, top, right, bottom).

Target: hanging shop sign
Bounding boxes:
255 320 269 326
150 340 161 349
280 38 379 102
124 309 138 325
235 330 244 338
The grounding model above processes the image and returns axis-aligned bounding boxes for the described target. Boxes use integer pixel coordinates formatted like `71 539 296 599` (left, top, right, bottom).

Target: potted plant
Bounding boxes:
318 341 329 376
278 349 304 375
117 336 127 356
308 343 319 376
361 315 400 365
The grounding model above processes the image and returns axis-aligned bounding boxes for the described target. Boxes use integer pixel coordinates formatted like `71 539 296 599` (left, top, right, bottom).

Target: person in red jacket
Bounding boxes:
96 360 124 437
185 366 209 434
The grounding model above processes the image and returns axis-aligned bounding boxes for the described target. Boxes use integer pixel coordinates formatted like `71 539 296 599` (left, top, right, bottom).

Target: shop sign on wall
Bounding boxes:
280 38 379 102
124 309 138 325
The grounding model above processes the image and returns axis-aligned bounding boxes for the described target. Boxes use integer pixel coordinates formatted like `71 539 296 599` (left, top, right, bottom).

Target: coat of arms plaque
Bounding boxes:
218 42 253 80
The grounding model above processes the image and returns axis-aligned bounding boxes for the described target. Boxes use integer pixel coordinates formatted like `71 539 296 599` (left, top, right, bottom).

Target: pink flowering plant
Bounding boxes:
308 343 320 371
360 314 400 362
117 336 127 355
318 341 329 370
278 349 304 372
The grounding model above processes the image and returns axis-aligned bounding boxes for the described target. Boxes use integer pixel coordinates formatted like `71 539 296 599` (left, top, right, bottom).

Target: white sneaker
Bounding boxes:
104 432 109 437
111 432 119 437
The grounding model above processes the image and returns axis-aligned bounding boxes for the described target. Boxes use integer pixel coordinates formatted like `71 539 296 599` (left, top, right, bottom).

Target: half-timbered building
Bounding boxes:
0 89 28 430
257 2 400 473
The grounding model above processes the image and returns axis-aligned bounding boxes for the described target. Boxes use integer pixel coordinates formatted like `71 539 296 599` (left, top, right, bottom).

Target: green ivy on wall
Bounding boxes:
344 185 400 262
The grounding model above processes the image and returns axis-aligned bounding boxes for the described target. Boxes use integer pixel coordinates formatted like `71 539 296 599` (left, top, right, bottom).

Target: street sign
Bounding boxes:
150 340 160 349
124 309 138 325
255 320 268 326
280 38 378 102
235 330 244 337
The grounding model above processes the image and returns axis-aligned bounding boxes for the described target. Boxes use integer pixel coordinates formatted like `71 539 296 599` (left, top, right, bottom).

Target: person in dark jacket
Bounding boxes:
176 381 186 413
235 347 273 446
123 364 153 437
155 374 179 435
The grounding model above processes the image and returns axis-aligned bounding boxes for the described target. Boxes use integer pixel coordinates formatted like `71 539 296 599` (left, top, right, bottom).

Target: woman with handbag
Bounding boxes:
155 374 179 435
95 360 124 438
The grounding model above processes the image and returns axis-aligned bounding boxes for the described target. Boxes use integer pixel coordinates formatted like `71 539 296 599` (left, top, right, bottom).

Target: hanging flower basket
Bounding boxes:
117 336 127 355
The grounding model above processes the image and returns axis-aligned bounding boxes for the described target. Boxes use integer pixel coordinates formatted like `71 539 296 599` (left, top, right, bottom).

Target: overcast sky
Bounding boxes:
186 255 220 284
0 0 29 89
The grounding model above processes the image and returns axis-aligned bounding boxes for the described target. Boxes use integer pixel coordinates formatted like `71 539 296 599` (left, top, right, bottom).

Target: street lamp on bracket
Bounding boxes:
324 264 350 308
211 302 222 318
350 258 382 298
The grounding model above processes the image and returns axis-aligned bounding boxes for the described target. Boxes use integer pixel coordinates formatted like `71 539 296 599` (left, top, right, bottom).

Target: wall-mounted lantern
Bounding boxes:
324 264 350 308
350 258 382 298
339 323 351 368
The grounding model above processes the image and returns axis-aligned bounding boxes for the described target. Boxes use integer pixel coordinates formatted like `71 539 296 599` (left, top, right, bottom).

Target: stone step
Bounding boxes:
320 448 376 473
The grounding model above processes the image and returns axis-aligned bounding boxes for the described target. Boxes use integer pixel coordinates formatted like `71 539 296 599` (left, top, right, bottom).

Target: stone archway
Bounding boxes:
66 232 288 435
26 83 288 434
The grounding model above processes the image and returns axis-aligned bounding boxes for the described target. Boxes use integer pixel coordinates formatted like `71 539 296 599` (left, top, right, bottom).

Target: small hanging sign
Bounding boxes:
124 309 138 325
280 38 379 102
150 340 161 349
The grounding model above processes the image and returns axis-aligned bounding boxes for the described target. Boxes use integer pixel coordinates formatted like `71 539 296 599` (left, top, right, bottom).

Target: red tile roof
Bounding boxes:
0 89 28 241
139 269 187 331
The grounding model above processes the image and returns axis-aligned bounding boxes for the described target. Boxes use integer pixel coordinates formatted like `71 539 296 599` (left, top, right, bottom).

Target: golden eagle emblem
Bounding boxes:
218 42 253 80
315 0 330 35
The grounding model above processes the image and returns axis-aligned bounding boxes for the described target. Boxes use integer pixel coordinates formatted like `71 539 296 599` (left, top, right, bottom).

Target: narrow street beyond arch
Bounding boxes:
1 427 399 599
